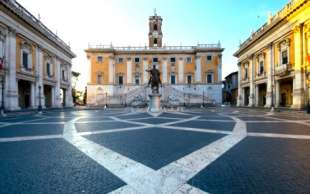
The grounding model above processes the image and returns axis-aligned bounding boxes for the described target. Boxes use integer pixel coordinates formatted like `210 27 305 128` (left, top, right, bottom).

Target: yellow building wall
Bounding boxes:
89 53 111 84
16 35 36 75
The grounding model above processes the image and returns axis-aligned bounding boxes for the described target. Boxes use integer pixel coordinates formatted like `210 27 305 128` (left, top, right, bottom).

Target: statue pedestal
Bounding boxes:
148 93 162 113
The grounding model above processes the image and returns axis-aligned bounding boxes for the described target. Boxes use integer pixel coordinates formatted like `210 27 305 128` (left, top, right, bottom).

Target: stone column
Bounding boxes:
65 64 73 107
108 56 114 84
35 47 45 108
255 85 259 106
275 80 280 107
162 58 167 84
54 58 62 107
143 58 148 84
266 43 274 107
292 24 305 109
249 55 255 107
218 54 222 83
126 57 132 85
237 62 243 106
178 57 184 84
195 56 201 83
30 82 35 108
5 28 19 110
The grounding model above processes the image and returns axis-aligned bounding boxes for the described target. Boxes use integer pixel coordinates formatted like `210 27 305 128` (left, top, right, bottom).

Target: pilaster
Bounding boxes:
248 55 255 107
108 56 114 84
178 57 184 84
126 57 132 84
162 57 167 84
237 62 243 106
143 57 148 84
5 28 19 110
292 24 305 109
195 56 201 83
266 43 274 107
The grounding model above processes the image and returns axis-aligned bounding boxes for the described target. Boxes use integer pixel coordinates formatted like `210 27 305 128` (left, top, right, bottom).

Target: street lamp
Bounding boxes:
202 89 205 108
105 92 108 109
0 77 5 116
38 85 42 113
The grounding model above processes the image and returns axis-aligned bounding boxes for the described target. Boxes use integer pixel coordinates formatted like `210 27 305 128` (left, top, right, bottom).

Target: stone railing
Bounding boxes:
2 0 72 53
275 64 291 76
238 0 306 50
88 43 221 52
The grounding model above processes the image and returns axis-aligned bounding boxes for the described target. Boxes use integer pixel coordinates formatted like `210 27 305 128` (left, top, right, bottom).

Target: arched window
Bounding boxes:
154 24 158 31
154 38 157 45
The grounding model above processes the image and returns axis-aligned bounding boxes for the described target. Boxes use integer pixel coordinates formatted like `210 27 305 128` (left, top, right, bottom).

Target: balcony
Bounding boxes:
275 64 291 76
256 71 267 79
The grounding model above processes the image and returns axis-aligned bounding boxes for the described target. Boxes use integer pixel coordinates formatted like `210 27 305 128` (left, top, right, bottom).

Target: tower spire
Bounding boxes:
154 8 157 16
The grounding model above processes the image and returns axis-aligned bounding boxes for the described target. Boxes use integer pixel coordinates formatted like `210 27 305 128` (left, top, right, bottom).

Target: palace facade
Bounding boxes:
0 0 75 110
234 0 310 109
86 13 224 107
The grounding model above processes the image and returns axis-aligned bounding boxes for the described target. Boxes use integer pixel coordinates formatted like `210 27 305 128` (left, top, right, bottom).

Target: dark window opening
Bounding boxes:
22 51 28 69
282 50 288 65
154 24 158 31
170 57 176 63
118 76 123 85
47 63 52 77
207 74 213 83
135 57 140 63
97 56 103 63
187 75 192 84
135 76 140 85
207 55 212 61
154 38 157 45
171 75 176 85
153 57 158 63
259 61 264 75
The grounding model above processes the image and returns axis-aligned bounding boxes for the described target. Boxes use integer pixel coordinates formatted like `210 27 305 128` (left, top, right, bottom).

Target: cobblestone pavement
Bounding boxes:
0 107 310 194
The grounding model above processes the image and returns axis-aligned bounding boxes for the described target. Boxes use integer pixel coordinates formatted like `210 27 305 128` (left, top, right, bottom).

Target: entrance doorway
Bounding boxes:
244 87 250 106
258 83 267 106
18 80 31 109
279 78 293 107
44 85 52 108
60 88 66 107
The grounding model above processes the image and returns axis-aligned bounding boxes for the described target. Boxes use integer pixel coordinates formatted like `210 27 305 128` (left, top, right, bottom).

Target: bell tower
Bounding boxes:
149 9 163 48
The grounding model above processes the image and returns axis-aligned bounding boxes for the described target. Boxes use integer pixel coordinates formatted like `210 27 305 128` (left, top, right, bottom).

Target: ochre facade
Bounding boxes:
235 0 310 109
86 13 224 106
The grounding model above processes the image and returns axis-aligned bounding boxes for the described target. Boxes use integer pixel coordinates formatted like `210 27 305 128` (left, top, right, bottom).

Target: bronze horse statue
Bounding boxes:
147 65 162 94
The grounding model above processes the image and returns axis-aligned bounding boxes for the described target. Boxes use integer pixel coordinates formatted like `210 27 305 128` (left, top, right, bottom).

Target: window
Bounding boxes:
97 74 103 84
135 76 140 85
135 57 140 63
118 75 123 85
97 56 103 63
281 50 288 65
22 51 29 69
207 73 213 83
154 24 158 31
62 69 67 81
187 75 192 84
46 62 52 77
171 75 176 85
259 61 264 75
207 55 212 61
186 57 192 63
118 57 123 63
170 57 176 63
244 67 248 80
154 38 157 46
153 57 158 63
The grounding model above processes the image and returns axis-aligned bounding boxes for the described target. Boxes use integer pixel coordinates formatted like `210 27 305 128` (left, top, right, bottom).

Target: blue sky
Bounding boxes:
19 0 289 89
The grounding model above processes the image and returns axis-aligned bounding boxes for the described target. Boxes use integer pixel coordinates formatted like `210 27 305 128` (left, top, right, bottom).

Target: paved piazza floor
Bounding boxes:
0 107 310 194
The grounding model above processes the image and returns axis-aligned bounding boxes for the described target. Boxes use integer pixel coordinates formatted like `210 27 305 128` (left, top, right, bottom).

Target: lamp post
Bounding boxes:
202 89 205 108
105 92 108 109
38 85 42 113
0 76 5 116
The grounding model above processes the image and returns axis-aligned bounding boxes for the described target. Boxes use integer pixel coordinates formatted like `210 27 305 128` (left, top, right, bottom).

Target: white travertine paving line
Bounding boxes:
110 116 154 127
0 117 48 128
108 114 247 193
159 116 200 127
196 119 236 122
160 125 232 135
248 132 310 140
126 116 182 121
78 126 152 136
63 117 159 193
0 134 63 143
75 120 120 124
174 184 210 194
12 122 66 125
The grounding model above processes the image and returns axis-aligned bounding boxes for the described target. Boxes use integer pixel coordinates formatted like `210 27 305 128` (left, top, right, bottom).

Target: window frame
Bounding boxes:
97 56 103 63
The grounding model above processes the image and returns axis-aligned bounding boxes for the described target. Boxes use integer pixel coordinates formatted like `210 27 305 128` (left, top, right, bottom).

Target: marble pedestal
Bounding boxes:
148 93 162 113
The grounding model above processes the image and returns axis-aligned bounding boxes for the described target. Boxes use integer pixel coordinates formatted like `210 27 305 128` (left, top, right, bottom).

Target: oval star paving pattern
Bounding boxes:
0 108 310 193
